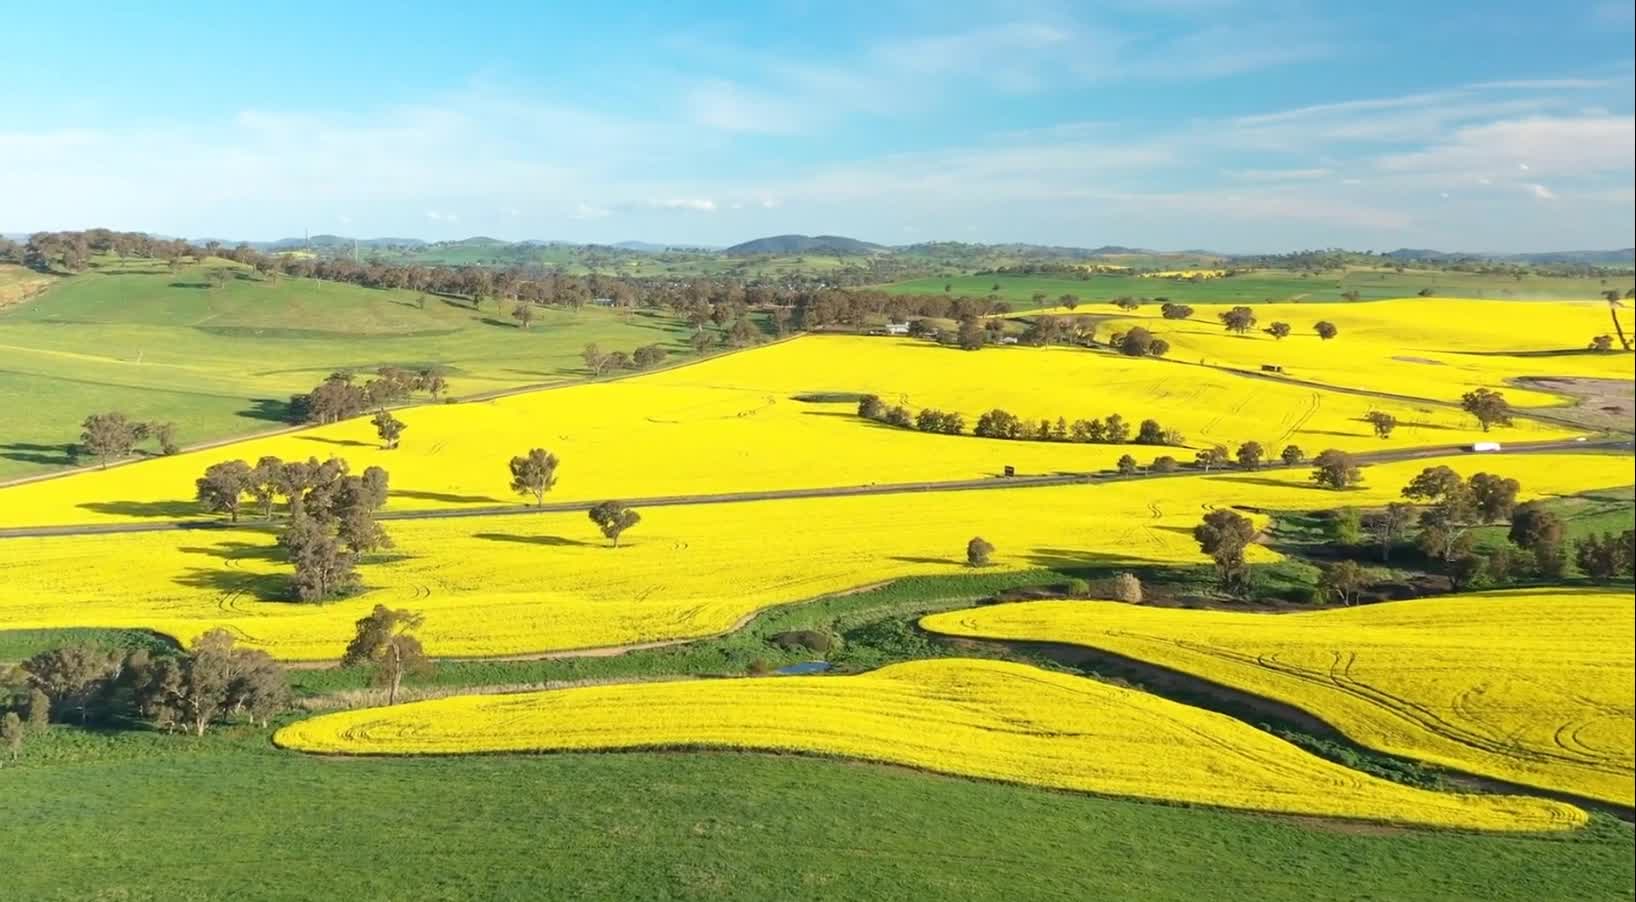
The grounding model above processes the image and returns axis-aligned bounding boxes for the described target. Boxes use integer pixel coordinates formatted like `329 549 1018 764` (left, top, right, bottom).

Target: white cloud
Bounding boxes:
1528 183 1557 200
685 80 808 134
646 198 717 212
571 202 610 220
1228 167 1335 182
424 210 458 222
1375 115 1635 178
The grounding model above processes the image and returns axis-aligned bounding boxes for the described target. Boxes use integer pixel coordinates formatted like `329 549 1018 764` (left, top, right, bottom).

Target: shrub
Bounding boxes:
747 658 774 676
1109 572 1143 603
966 536 995 567
1150 455 1179 473
1063 578 1090 598
771 630 834 653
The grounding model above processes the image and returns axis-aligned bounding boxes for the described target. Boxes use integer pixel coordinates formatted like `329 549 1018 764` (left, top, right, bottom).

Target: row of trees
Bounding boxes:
855 396 1187 448
3 631 287 738
582 342 670 375
78 412 179 469
287 367 446 426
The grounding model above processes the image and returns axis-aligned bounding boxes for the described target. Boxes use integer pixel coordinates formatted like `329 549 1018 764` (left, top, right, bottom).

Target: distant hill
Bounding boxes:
254 235 426 252
724 234 885 256
1385 248 1635 266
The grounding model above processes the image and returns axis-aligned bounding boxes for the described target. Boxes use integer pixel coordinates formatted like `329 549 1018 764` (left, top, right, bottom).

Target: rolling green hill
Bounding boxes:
0 262 693 480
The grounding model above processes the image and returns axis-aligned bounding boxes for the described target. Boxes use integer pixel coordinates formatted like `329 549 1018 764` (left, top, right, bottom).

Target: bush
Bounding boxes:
747 658 774 676
1151 455 1179 473
1109 572 1143 603
966 536 995 567
1063 578 1090 598
771 630 833 653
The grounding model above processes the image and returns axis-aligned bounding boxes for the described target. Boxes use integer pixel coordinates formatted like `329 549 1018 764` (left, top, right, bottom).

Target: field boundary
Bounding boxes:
1 438 1624 539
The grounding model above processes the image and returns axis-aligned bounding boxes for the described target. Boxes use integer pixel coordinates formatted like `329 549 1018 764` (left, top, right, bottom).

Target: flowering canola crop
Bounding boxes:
1097 298 1633 408
0 332 1580 528
921 590 1635 806
272 658 1584 831
1 453 1625 661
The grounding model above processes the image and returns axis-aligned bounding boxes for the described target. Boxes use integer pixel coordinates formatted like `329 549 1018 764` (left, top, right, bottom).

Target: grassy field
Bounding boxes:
923 589 1635 806
4 727 1630 902
3 452 1627 660
1093 299 1634 408
276 658 1578 831
884 268 1628 308
0 333 1589 529
0 262 693 480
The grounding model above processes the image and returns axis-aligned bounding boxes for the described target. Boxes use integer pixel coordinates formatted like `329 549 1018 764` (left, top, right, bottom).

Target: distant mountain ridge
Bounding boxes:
723 234 886 256
1384 247 1635 266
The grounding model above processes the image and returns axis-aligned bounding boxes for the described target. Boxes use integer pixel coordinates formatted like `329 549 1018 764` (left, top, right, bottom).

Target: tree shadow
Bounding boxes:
0 442 78 466
172 567 289 602
178 541 286 563
237 398 292 423
1294 428 1368 438
1210 475 1313 489
479 317 520 329
472 532 588 546
295 436 375 448
1021 547 1203 582
167 281 210 289
888 555 958 565
78 500 202 518
396 489 504 504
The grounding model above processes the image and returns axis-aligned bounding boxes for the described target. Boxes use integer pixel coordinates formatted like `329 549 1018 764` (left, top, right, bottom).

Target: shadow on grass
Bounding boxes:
889 555 959 565
472 532 589 546
236 398 292 423
177 541 286 563
0 442 77 466
78 499 201 518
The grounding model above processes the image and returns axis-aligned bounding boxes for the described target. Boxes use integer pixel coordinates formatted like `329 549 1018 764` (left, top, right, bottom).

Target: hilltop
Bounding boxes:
722 234 887 256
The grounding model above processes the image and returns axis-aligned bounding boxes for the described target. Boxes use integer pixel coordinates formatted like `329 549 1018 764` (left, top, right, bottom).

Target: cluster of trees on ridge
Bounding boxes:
1 604 440 761
1190 462 1634 603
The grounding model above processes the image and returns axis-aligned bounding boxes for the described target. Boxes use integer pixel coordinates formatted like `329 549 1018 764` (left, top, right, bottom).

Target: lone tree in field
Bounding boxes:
195 459 254 522
1365 411 1398 439
1117 454 1139 475
583 343 610 375
512 301 535 330
588 501 641 547
1160 302 1194 320
341 605 431 706
1602 290 1631 350
79 412 141 469
1314 321 1338 341
1319 560 1370 606
1280 444 1305 466
371 409 406 450
1218 306 1256 334
1460 388 1513 432
1235 441 1265 470
966 536 995 567
1310 449 1362 490
1265 322 1291 340
509 448 560 507
1194 509 1256 592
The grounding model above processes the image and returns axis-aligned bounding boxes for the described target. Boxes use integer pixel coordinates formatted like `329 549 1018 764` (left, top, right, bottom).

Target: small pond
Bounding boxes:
775 661 833 676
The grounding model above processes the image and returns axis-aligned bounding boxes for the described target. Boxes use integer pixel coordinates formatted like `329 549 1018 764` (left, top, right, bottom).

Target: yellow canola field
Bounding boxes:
921 590 1635 806
0 335 1580 528
1 453 1625 661
272 658 1584 831
1139 269 1227 279
1098 298 1633 408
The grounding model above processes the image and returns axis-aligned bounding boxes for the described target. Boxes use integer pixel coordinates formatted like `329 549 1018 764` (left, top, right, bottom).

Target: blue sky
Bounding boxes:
2 1 1632 251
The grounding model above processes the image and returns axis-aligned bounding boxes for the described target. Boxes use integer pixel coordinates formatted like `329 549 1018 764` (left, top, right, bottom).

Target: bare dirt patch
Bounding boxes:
1514 376 1635 432
1391 355 1445 366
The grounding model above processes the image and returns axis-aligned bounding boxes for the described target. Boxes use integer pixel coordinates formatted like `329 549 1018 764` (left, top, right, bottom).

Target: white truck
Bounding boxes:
1470 441 1502 452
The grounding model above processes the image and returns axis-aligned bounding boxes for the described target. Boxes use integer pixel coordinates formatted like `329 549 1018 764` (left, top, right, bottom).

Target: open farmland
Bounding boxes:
0 334 1586 528
2 453 1627 660
1091 298 1634 409
0 262 693 479
922 590 1635 806
884 268 1623 309
274 657 1579 831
